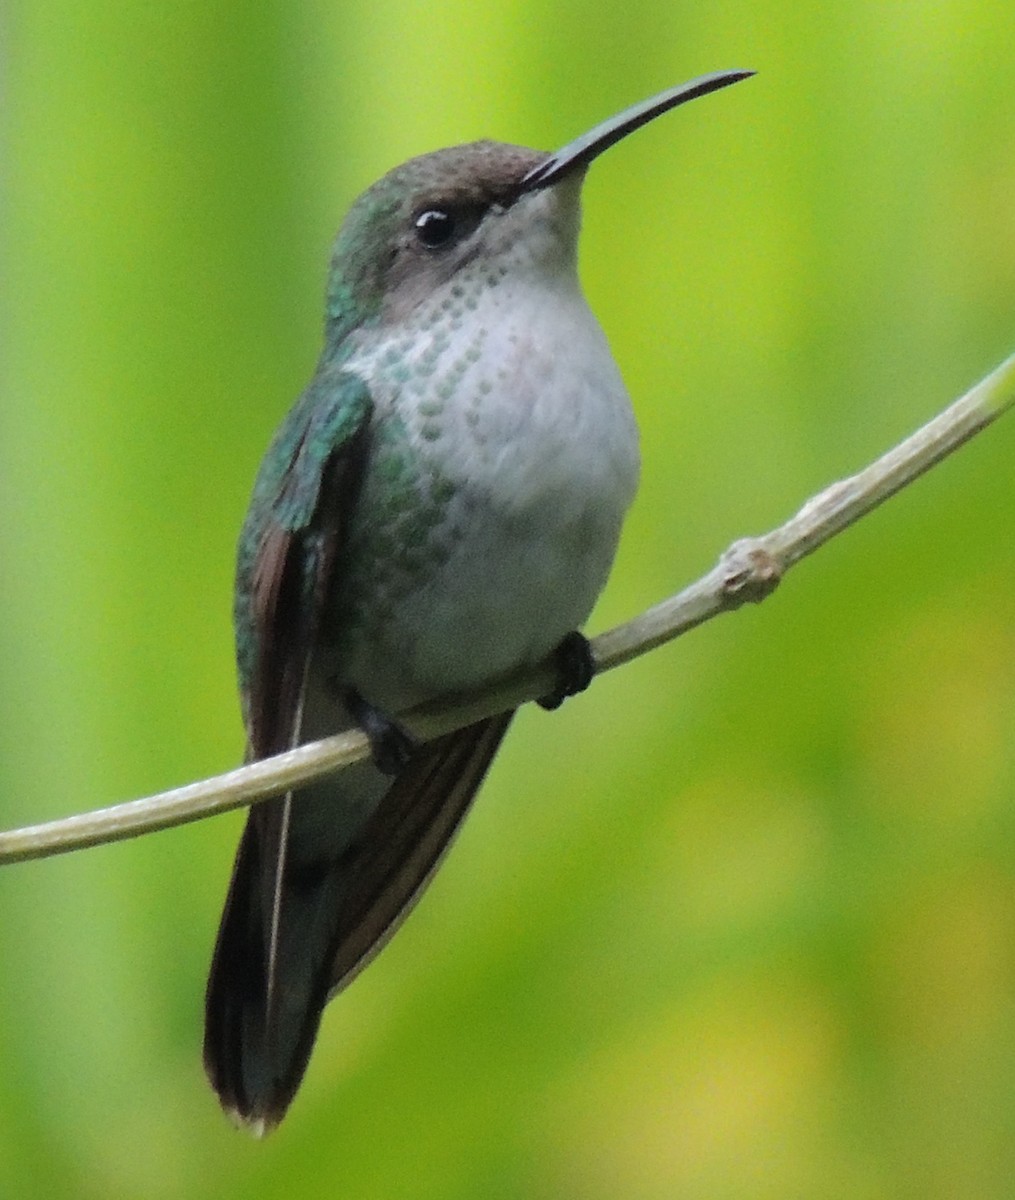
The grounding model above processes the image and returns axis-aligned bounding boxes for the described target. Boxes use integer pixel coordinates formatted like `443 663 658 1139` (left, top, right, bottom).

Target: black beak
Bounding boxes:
520 69 755 193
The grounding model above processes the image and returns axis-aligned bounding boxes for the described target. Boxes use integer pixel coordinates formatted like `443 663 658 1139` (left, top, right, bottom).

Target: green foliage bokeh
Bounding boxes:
2 4 1014 1197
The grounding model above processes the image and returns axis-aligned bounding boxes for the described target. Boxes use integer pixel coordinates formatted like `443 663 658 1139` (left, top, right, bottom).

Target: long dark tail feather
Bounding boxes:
204 712 513 1134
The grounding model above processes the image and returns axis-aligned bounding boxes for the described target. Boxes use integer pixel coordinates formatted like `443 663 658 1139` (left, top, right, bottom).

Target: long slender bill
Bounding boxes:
521 69 755 192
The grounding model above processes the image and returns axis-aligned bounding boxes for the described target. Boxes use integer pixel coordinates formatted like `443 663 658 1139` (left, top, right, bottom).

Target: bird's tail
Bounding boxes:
203 712 513 1133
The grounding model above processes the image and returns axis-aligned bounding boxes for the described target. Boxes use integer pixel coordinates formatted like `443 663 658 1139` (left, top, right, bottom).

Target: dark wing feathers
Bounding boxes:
326 711 514 995
206 371 374 1124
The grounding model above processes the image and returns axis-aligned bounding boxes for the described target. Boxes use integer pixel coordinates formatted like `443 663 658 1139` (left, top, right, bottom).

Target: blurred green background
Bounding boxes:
2 2 1015 1197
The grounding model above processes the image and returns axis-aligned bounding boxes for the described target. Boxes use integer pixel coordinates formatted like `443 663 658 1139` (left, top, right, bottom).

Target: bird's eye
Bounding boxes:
414 208 456 249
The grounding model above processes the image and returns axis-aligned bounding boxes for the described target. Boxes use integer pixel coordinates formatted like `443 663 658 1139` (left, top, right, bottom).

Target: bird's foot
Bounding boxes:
345 688 418 775
538 631 596 711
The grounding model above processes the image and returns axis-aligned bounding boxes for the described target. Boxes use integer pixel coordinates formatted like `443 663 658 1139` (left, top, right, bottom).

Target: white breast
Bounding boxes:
339 240 639 708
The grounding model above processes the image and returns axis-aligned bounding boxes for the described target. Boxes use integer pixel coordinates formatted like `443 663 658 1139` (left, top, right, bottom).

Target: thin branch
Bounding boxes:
2 350 1013 867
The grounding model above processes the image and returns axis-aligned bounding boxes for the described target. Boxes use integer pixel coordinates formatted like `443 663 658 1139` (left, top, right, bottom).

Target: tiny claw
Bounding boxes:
538 631 596 711
346 688 418 775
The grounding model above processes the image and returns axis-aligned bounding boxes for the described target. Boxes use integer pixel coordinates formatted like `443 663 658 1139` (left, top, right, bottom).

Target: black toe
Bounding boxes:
346 688 418 775
538 631 596 711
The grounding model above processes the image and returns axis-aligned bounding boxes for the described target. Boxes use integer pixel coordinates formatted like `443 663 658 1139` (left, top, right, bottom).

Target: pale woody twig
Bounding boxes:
2 351 1014 866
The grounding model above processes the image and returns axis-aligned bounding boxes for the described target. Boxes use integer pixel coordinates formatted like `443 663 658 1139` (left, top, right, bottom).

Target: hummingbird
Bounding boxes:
204 68 753 1133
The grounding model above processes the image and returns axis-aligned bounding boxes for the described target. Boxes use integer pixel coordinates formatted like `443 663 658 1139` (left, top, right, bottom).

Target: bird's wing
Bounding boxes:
325 710 514 996
208 367 518 1129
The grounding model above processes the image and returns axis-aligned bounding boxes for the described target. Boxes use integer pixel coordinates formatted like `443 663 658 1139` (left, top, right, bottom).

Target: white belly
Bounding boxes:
332 270 640 710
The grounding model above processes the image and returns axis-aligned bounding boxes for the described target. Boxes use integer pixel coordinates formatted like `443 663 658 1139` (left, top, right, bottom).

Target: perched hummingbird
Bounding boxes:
205 69 753 1133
